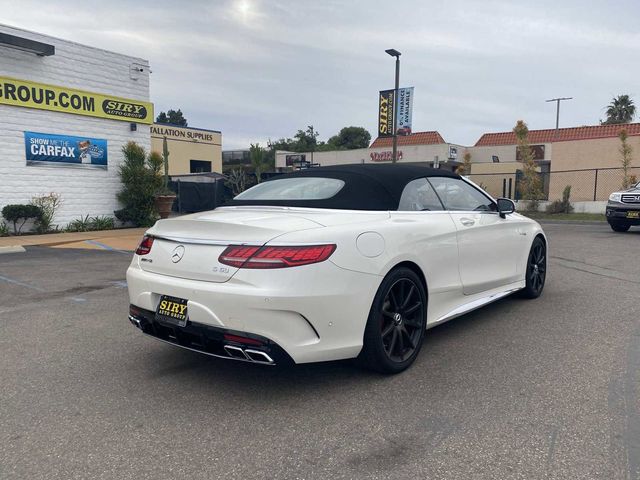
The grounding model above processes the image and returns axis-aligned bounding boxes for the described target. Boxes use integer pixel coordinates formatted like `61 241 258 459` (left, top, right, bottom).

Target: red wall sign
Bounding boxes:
370 150 403 162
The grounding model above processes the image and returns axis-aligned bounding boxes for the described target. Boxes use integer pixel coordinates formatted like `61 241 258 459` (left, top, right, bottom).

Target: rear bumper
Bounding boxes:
126 261 382 364
128 306 293 365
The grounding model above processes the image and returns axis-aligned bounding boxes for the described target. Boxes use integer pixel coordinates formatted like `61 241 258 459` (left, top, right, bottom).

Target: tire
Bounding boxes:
358 267 427 374
520 236 547 299
609 222 630 232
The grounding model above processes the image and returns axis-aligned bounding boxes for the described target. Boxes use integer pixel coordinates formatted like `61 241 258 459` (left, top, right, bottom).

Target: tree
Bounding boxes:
249 143 269 183
260 125 371 166
114 142 163 226
457 151 472 176
226 168 247 196
155 108 188 127
292 126 319 152
602 95 636 125
326 126 371 150
514 120 543 211
619 128 635 188
263 137 294 167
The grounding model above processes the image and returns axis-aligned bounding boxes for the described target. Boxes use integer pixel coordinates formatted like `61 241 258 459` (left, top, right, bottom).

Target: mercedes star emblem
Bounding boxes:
171 245 185 263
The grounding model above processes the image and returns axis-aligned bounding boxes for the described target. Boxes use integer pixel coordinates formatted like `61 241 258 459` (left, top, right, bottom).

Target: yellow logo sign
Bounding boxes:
0 76 154 124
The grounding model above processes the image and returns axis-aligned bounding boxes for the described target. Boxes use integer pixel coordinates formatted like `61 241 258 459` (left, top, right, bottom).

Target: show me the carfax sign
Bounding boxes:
24 131 108 169
0 76 153 124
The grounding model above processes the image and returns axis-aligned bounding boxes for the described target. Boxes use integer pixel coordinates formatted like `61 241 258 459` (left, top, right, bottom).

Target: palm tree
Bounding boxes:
249 143 268 183
603 95 636 124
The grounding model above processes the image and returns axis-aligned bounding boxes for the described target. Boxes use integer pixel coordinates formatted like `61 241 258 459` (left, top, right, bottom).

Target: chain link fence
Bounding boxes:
469 167 640 202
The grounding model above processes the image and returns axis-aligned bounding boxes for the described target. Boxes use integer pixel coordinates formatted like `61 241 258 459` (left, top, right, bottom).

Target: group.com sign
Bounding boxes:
0 82 94 111
0 76 153 124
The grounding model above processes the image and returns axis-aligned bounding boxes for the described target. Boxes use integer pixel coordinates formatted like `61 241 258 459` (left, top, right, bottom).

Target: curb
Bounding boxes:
536 220 607 226
0 227 147 249
0 246 26 255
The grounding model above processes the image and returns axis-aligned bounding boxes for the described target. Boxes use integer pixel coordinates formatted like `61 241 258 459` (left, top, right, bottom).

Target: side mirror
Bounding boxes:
496 198 515 218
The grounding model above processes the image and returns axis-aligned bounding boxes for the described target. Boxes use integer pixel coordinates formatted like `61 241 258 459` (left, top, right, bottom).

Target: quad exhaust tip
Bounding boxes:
224 345 274 365
129 314 276 365
128 315 142 328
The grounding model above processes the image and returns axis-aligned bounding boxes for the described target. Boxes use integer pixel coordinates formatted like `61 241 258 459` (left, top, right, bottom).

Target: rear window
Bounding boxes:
234 177 345 200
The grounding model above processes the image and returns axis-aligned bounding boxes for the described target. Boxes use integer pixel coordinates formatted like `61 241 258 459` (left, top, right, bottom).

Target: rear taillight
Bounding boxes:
135 235 154 255
219 244 336 269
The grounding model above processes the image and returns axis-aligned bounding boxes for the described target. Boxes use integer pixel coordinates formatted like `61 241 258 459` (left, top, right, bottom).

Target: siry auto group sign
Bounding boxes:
0 76 154 124
378 87 414 137
377 89 395 138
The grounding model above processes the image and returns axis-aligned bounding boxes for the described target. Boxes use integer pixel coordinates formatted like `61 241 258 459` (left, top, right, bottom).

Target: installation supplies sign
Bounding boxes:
378 89 395 138
24 131 108 169
0 76 153 124
396 87 414 135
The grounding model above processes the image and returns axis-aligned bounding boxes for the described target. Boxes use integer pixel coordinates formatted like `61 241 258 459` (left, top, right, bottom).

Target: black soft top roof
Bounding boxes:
225 164 460 211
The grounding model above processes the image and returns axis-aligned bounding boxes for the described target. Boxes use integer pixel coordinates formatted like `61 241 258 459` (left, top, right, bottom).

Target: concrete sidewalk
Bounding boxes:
0 228 147 252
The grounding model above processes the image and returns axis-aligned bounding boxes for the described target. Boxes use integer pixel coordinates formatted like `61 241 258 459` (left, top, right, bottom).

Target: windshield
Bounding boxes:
234 177 345 200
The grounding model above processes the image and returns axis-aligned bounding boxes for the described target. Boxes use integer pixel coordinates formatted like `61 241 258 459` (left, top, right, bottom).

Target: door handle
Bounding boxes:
460 218 475 227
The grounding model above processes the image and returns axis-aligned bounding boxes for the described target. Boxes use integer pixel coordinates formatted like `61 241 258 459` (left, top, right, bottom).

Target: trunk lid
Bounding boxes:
139 209 325 282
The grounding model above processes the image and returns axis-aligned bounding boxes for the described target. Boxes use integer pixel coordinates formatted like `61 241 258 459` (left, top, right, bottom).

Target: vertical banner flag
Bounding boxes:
396 87 414 135
378 89 395 138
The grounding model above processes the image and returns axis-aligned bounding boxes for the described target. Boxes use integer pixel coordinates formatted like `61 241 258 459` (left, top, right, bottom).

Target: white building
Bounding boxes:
0 24 152 226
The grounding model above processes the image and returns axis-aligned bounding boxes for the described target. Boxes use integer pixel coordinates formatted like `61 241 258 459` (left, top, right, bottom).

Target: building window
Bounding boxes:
222 149 251 171
190 160 212 173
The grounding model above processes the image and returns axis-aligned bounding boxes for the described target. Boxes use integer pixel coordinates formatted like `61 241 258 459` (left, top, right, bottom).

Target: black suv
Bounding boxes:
606 182 640 232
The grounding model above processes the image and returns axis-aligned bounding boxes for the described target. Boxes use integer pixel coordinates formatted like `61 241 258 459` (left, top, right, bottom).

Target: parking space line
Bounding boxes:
84 240 130 254
0 273 88 303
0 274 46 292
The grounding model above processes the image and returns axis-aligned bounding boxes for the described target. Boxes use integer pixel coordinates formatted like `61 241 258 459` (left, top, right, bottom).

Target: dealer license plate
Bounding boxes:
156 295 189 327
627 211 639 219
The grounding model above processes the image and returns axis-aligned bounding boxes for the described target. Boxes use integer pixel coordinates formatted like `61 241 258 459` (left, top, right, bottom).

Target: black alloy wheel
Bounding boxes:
359 267 427 373
381 278 425 362
520 237 546 299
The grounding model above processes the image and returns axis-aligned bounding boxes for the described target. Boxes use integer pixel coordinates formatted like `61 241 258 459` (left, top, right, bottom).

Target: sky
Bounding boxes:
2 0 640 149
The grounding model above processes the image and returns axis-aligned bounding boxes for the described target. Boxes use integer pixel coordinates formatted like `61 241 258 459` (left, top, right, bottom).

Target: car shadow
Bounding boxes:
134 292 526 399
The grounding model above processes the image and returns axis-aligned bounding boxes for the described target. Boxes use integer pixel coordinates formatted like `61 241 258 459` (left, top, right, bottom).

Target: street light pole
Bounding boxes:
308 125 314 168
385 49 401 163
546 97 573 138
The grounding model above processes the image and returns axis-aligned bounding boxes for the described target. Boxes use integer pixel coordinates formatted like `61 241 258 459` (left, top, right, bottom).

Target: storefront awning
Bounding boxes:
0 32 55 56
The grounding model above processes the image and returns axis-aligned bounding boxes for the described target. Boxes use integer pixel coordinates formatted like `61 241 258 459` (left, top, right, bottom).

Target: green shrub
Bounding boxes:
66 215 115 232
114 142 164 227
90 215 115 230
31 192 63 233
546 185 574 214
66 215 92 232
0 221 9 237
1 204 43 235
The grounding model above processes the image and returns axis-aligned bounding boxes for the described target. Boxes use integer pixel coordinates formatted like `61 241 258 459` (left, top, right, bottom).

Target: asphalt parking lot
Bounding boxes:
1 223 639 480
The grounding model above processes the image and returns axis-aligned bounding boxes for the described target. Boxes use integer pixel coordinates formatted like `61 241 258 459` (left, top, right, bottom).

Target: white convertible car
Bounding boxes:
127 164 547 373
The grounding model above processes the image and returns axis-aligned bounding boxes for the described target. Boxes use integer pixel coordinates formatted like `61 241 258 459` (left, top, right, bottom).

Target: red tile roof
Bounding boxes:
475 123 640 146
370 131 446 148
